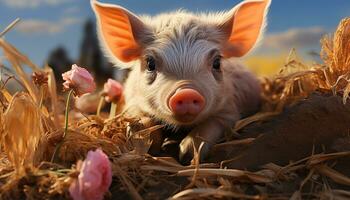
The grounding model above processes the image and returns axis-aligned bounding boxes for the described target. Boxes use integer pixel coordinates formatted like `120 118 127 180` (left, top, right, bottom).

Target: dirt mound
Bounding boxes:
209 93 350 172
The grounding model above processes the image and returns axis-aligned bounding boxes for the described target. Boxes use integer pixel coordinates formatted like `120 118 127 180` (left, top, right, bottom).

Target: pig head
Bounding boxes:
91 0 271 164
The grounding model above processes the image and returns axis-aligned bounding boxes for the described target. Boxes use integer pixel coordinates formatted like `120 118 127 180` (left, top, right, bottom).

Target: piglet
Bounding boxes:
91 0 271 164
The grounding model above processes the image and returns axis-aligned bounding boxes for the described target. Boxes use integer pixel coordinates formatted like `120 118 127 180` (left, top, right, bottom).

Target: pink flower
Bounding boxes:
103 79 123 103
69 149 112 200
62 64 96 96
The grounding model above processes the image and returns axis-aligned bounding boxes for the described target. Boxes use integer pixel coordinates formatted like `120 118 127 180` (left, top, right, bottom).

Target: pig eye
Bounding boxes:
146 56 156 72
212 56 221 70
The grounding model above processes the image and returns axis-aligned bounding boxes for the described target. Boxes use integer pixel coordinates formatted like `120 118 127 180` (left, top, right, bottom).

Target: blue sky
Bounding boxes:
1 0 350 65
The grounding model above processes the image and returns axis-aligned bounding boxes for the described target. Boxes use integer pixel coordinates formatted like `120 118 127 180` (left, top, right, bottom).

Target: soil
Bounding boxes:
207 93 350 175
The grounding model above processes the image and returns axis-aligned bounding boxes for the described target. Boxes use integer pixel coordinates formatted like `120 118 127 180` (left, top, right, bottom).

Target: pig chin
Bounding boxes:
168 108 211 126
174 114 198 124
165 113 205 126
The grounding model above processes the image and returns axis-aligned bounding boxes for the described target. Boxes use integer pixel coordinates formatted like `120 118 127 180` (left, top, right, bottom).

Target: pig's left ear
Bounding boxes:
220 0 271 58
91 1 149 65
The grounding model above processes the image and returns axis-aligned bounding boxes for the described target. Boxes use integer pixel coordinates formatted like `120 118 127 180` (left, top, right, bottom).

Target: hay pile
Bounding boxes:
0 18 350 199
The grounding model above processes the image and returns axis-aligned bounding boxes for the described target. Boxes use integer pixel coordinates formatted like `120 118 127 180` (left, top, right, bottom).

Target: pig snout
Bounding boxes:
168 88 205 122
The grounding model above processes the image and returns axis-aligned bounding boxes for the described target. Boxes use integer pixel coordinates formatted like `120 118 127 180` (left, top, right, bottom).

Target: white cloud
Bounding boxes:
262 27 327 49
15 17 81 35
0 0 71 8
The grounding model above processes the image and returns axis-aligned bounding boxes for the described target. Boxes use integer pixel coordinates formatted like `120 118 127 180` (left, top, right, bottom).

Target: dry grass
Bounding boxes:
2 92 43 172
0 18 350 199
259 17 350 111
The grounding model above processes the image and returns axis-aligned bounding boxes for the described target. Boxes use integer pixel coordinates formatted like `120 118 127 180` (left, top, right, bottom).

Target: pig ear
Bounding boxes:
220 0 271 58
91 1 148 64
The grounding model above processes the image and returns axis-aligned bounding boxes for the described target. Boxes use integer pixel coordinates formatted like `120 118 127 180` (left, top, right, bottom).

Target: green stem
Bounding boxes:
109 102 117 119
97 96 104 117
51 89 74 163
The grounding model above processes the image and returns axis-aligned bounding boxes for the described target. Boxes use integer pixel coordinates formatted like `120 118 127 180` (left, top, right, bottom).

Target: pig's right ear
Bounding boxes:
91 1 148 66
219 0 271 58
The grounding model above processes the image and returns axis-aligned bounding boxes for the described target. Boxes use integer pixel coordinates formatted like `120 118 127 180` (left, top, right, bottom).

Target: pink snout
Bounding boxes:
168 88 205 121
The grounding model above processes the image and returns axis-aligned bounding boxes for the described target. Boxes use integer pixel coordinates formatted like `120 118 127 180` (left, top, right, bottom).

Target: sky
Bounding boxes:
0 0 350 66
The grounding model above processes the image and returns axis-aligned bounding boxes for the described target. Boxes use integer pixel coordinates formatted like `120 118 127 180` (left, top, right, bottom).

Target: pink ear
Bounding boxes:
222 0 271 58
91 1 145 62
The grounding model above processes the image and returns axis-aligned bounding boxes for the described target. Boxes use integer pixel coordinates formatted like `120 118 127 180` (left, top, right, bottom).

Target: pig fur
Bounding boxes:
92 0 271 163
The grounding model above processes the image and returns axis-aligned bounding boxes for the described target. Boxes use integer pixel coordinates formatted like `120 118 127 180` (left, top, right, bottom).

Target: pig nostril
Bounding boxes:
169 88 205 116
